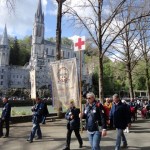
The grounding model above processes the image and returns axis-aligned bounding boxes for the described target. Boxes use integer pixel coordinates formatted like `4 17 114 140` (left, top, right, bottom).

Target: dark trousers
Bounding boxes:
66 129 82 148
0 119 10 136
41 116 46 124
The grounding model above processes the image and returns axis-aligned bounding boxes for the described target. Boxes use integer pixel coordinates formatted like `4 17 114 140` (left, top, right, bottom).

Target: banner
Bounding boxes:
30 69 36 99
50 58 79 108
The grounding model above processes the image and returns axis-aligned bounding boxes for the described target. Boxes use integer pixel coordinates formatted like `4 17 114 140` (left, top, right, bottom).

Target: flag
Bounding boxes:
30 69 36 99
73 36 85 51
50 58 79 108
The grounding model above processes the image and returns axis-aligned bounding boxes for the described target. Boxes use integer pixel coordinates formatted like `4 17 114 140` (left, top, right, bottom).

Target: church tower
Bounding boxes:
30 0 45 67
0 25 10 66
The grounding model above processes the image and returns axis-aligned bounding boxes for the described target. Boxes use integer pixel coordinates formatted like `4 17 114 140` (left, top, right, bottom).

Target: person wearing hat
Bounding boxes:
63 100 83 150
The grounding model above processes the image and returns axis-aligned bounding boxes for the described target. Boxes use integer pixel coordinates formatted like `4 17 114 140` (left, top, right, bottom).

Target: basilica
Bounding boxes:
0 0 90 95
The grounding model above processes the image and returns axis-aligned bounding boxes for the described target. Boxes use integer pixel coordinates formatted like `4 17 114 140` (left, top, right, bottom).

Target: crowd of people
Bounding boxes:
63 93 131 150
0 93 149 150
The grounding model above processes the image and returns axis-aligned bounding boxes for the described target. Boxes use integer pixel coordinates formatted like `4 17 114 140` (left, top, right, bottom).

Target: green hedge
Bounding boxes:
0 99 86 107
0 100 52 107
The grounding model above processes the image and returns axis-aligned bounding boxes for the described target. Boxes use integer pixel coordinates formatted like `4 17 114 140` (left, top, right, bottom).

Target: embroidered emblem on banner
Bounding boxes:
57 67 69 83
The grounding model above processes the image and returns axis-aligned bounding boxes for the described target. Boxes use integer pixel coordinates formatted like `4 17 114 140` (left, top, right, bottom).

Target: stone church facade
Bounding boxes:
0 0 90 95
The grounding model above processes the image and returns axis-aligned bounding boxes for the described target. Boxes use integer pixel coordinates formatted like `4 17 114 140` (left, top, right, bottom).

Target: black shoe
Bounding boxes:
62 147 70 150
3 135 9 138
121 144 128 148
79 143 83 148
27 139 33 143
29 140 33 143
35 137 42 140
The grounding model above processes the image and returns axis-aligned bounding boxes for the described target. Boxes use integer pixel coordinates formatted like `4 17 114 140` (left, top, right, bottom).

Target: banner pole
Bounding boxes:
30 69 36 106
80 50 83 133
33 69 36 106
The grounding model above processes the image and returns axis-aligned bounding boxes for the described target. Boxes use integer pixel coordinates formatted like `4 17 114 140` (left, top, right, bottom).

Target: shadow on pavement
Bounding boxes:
141 147 150 150
134 119 150 124
101 146 114 150
72 146 91 150
126 146 150 150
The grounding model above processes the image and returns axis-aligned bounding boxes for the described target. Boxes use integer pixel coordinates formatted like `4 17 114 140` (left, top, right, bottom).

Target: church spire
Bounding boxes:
0 24 8 46
35 0 44 23
37 0 42 17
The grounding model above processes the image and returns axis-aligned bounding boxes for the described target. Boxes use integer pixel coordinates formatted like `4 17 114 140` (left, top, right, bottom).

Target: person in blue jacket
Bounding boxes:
0 97 11 138
110 94 131 150
80 92 107 150
63 100 83 150
27 97 44 143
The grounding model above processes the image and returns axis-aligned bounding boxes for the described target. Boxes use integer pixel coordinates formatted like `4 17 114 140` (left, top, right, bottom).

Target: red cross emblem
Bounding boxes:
74 36 85 51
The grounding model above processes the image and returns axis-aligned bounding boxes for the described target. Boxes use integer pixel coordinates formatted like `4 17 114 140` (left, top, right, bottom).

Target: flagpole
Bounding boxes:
33 69 36 106
80 50 83 133
30 69 36 105
74 36 85 133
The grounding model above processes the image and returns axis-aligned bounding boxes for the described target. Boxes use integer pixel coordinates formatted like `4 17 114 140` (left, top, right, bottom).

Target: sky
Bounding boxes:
0 0 112 41
0 0 79 39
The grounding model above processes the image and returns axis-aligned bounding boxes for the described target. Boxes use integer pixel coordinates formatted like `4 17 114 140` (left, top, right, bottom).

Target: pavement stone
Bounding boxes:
0 117 150 150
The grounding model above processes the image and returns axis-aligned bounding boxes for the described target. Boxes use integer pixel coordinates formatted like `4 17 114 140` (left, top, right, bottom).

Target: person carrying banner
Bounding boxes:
80 92 107 150
63 100 83 150
27 97 44 143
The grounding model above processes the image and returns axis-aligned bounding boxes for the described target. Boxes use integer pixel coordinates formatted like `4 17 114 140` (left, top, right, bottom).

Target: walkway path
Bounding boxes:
0 117 150 150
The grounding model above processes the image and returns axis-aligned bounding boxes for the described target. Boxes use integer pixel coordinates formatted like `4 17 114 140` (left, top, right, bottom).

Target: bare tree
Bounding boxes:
108 1 149 98
63 0 150 101
0 0 15 12
137 17 150 99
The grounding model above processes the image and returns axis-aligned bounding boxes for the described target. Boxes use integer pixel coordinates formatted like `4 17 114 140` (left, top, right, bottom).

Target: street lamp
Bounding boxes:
56 0 66 60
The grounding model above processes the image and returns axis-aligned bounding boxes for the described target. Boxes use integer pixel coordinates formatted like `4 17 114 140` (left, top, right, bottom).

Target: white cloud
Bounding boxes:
69 35 80 41
47 0 57 16
0 0 48 38
50 0 124 38
50 0 97 19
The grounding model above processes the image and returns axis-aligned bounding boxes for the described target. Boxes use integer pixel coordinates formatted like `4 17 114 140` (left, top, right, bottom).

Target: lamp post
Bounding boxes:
56 0 66 60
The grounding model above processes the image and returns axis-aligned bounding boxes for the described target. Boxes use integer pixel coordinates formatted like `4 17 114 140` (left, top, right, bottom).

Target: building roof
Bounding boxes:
44 40 73 51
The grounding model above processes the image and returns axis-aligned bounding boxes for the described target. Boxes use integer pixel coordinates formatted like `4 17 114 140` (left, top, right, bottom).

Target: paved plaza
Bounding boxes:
0 117 150 150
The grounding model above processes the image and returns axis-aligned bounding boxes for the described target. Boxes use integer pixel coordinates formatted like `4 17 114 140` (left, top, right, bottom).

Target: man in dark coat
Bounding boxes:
0 97 11 138
27 97 44 143
63 101 83 150
110 94 131 150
